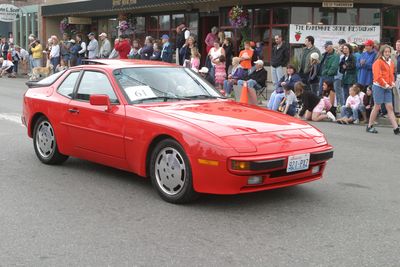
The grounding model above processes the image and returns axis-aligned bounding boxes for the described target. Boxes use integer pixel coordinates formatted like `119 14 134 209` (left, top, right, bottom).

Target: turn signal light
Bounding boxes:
231 160 250 171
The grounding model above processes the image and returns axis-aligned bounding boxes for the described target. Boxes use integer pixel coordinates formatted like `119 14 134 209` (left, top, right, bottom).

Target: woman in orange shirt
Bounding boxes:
367 45 400 135
239 41 254 71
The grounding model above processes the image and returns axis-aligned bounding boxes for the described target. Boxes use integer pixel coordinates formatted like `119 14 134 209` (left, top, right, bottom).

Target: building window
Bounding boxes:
336 8 358 25
314 8 334 25
383 8 398 27
359 8 380 25
291 7 312 24
273 8 289 24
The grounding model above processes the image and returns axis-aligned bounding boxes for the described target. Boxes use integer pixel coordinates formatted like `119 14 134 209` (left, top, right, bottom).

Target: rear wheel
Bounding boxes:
33 117 68 165
150 139 198 204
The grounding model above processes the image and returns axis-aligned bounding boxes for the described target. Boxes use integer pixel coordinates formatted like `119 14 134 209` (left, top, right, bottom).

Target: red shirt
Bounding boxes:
114 40 131 59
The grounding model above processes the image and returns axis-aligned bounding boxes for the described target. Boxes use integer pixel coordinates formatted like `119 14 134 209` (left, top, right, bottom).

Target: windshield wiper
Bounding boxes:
186 95 223 99
133 96 191 104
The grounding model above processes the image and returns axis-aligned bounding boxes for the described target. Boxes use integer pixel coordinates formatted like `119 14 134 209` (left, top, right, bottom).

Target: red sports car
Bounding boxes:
22 60 333 203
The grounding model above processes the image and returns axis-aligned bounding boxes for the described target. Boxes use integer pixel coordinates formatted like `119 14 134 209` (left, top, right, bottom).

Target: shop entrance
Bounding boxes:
199 15 219 66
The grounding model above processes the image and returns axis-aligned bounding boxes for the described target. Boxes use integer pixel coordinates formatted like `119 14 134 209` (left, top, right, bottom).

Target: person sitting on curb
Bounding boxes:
0 57 16 78
237 60 267 105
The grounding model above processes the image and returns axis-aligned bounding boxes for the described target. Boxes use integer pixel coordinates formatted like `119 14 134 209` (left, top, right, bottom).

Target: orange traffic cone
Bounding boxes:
239 81 249 104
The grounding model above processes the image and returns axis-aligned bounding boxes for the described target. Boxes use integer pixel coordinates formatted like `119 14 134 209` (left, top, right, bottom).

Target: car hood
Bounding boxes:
145 100 311 137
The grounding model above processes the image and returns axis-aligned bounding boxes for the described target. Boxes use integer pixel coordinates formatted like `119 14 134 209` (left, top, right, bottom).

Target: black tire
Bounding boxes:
33 116 69 165
150 139 199 204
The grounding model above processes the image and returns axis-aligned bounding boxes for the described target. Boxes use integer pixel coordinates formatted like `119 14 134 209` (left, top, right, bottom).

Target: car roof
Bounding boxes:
79 59 178 69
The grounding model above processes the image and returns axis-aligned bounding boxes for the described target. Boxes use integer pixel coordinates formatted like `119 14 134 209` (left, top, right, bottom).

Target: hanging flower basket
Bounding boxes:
59 17 76 35
229 6 249 29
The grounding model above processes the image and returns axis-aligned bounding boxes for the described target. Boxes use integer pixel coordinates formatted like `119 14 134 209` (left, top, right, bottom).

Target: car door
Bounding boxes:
66 70 126 159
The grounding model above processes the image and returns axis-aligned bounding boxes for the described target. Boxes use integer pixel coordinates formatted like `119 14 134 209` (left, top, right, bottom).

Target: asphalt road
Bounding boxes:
0 78 399 266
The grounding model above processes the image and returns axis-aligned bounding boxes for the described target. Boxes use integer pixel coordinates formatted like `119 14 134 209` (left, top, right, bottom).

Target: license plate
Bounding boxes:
287 153 310 173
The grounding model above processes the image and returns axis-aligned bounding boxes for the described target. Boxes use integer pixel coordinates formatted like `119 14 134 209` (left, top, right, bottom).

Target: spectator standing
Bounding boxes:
204 27 218 54
76 34 86 65
128 39 141 59
1 37 9 59
160 35 173 63
114 34 131 59
30 39 43 68
239 41 254 71
141 36 154 60
319 41 339 95
15 45 28 75
98 32 111 59
176 24 190 65
268 64 301 111
357 39 376 89
27 34 36 72
60 33 71 66
87 32 99 59
367 45 400 134
214 55 227 90
339 43 357 106
222 37 233 76
150 42 161 61
49 36 60 71
237 60 267 105
271 35 290 90
180 36 196 67
299 36 321 83
308 52 320 96
190 47 201 72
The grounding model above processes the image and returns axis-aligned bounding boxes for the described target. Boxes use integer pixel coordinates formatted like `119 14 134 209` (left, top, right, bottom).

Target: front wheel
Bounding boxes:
150 139 199 204
33 116 69 165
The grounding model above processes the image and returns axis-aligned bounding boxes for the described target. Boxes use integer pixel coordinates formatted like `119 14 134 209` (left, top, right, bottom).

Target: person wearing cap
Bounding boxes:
160 34 172 63
198 67 214 85
87 32 99 59
237 59 267 105
268 64 301 111
367 45 400 135
319 40 339 96
98 33 111 59
357 39 377 88
114 34 131 59
271 35 290 91
299 36 321 83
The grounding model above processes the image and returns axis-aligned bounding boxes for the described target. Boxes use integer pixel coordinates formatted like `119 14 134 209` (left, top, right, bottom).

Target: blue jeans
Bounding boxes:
287 104 297 116
271 66 284 90
341 106 359 120
223 79 235 95
32 58 41 68
310 83 319 96
342 84 351 106
319 76 334 96
335 79 344 106
237 79 262 91
50 57 60 72
267 91 285 111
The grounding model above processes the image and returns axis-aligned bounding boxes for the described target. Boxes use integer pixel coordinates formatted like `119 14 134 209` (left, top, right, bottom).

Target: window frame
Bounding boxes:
56 70 82 99
73 70 120 104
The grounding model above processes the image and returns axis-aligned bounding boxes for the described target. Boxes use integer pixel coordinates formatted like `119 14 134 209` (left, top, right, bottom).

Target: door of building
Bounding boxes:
199 16 219 66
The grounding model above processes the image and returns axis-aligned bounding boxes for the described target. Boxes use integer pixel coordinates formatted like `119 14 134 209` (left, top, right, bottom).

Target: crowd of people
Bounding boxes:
1 25 400 135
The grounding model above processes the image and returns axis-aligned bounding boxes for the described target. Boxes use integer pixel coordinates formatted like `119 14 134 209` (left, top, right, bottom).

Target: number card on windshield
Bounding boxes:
125 86 157 101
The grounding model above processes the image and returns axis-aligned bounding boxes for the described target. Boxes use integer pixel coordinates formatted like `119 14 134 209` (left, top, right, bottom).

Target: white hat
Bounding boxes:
310 52 319 60
199 67 209 74
99 32 107 38
70 39 76 44
254 59 264 65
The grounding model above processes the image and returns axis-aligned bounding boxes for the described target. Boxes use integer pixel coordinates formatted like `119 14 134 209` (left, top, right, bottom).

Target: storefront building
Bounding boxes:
41 0 400 64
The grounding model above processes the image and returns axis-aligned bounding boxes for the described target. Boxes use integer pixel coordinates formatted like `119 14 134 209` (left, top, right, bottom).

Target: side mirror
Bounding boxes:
90 94 111 111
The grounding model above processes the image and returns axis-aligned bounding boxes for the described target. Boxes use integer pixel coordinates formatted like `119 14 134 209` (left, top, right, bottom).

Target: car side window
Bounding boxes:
76 71 118 103
57 72 80 98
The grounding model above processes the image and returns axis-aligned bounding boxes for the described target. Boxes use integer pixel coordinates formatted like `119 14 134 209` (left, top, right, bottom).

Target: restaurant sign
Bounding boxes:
0 4 20 22
290 24 381 50
112 0 137 8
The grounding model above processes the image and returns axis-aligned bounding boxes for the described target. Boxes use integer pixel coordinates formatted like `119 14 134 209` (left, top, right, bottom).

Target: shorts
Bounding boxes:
372 84 393 105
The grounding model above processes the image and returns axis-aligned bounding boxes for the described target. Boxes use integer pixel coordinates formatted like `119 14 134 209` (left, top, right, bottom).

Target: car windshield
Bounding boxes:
113 67 223 104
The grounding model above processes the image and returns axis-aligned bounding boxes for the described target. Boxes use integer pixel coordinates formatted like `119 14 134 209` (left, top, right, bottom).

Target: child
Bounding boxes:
282 85 298 116
322 80 337 117
56 58 68 72
254 41 264 61
363 86 374 122
150 42 161 61
214 55 226 90
190 47 201 72
337 84 362 124
310 81 336 122
128 40 141 59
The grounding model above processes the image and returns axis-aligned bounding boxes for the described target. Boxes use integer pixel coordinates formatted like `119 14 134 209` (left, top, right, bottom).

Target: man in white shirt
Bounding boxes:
98 32 111 59
87 32 99 59
0 57 15 78
49 36 60 72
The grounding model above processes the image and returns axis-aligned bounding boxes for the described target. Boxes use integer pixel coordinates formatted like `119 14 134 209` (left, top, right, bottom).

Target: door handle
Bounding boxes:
68 108 79 114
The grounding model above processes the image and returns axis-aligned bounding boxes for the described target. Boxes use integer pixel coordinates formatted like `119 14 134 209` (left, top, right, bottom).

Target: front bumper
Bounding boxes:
191 145 333 194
